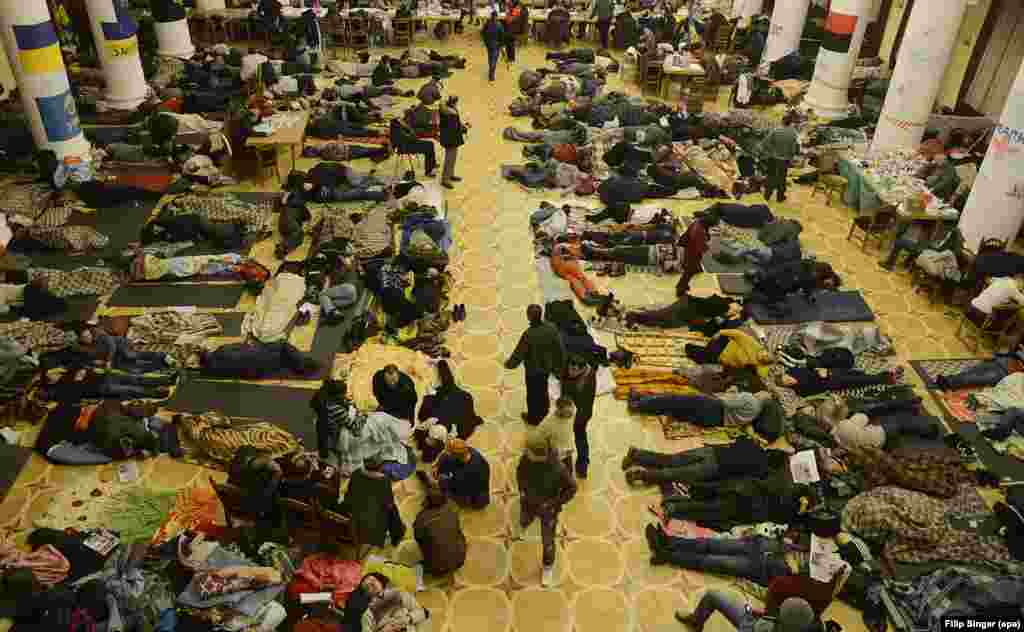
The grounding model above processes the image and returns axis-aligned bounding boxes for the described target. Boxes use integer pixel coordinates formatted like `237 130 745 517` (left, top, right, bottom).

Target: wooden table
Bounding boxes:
246 110 310 182
659 60 706 99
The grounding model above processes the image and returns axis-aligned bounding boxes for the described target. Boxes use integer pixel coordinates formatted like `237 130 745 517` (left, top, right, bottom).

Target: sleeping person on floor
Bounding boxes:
44 400 181 465
128 252 270 284
745 260 842 314
629 444 846 530
198 341 319 380
39 367 176 403
226 446 343 523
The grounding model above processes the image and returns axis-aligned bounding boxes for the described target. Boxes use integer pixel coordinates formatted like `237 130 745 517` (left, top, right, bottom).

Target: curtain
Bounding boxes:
965 2 1024 116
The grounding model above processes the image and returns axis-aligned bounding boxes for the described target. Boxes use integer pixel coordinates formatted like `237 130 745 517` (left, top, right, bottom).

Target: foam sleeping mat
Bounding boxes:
747 290 875 324
717 273 753 296
165 381 319 448
107 283 246 308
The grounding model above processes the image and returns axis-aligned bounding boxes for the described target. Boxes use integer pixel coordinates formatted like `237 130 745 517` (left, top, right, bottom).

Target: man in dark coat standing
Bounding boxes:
506 304 565 425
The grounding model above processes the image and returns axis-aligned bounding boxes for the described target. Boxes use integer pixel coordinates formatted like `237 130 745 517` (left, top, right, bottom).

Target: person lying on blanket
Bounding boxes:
623 292 741 329
778 365 905 398
745 260 842 314
45 400 181 465
73 324 177 374
130 252 270 284
625 391 773 453
651 448 845 530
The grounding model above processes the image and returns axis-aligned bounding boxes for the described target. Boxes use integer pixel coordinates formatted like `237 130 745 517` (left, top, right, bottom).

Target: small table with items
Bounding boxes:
660 56 706 100
246 110 311 182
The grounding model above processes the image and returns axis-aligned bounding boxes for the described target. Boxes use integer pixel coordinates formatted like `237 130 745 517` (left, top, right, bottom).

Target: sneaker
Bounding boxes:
541 564 556 587
450 176 462 182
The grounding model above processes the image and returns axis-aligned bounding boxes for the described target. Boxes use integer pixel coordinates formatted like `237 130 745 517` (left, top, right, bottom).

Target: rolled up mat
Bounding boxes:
747 290 875 324
108 283 246 308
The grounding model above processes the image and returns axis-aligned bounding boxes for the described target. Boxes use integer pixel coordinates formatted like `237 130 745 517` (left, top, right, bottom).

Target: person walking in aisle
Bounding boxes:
503 0 526 63
516 434 577 586
592 0 614 49
482 12 505 81
759 112 800 203
439 95 467 189
505 304 566 425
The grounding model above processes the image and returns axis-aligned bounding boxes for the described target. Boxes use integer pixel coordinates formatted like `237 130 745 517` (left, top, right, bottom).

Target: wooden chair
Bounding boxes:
687 76 707 114
712 18 736 53
957 300 1020 352
812 150 848 206
846 207 897 253
278 496 321 543
325 14 347 59
317 501 364 559
392 17 413 46
347 17 371 55
210 477 263 528
642 56 662 95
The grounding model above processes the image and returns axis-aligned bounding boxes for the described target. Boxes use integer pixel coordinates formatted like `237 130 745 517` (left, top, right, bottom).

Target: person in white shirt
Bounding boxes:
970 276 1024 315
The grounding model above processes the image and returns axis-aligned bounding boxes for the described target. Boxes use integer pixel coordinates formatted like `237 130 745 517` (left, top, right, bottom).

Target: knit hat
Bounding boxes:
428 424 449 444
777 598 815 632
447 438 470 458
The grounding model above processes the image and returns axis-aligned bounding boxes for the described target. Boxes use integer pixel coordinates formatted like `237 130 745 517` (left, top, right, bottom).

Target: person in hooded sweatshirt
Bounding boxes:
482 12 505 82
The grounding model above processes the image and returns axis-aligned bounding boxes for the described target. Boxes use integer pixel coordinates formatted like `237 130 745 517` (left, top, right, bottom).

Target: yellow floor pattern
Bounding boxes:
0 30 981 632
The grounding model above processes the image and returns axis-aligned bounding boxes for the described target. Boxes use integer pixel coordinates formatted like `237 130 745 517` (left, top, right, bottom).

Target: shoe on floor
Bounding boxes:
777 194 787 203
575 460 588 479
442 181 454 189
541 564 557 587
450 176 462 182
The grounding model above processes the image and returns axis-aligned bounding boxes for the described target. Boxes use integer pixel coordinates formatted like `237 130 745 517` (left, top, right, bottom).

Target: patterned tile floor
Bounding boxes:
0 31 980 632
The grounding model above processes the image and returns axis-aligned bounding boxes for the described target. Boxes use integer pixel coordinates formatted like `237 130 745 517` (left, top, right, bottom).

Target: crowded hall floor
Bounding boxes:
0 1 1023 631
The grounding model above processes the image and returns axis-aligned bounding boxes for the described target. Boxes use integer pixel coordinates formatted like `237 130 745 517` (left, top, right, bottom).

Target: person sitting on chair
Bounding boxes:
390 117 437 177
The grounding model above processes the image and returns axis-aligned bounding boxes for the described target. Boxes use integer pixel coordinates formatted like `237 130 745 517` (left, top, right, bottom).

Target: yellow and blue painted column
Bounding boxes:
85 0 149 109
0 0 90 158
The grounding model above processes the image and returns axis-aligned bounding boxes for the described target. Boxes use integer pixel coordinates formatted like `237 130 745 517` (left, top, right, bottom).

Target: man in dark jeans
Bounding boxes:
936 354 1016 390
41 369 175 403
505 304 566 425
759 112 800 203
389 118 437 176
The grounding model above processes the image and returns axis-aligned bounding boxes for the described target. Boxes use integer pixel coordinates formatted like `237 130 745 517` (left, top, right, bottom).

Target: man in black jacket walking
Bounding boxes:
506 304 565 425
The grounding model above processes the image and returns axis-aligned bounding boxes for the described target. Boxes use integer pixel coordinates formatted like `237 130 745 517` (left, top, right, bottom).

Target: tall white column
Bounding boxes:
85 0 148 109
958 62 1024 251
871 0 967 152
804 0 872 120
737 0 764 19
152 1 194 58
762 0 811 65
195 0 226 10
0 0 90 158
